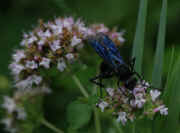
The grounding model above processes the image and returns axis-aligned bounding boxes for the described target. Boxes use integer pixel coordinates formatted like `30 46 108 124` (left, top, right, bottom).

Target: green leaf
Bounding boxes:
162 56 180 133
132 0 148 74
66 101 93 129
163 46 175 99
151 1 167 132
131 1 148 132
152 47 174 133
152 0 167 88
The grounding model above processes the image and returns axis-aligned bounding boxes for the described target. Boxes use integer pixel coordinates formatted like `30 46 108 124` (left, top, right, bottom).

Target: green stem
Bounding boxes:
113 119 123 133
132 123 135 133
40 118 64 133
94 108 101 133
71 74 101 133
72 75 89 98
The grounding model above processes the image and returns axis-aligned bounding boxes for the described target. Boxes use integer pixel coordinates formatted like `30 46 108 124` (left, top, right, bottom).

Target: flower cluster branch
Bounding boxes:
97 80 168 125
1 17 124 133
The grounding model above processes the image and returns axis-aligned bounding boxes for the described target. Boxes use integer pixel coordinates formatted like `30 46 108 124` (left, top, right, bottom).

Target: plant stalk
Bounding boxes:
72 74 101 133
40 118 64 133
113 119 123 133
94 108 101 133
72 75 89 98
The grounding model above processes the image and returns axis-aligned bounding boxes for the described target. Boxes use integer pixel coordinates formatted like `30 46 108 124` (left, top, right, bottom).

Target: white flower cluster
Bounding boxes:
1 96 26 133
9 17 124 94
97 80 168 125
3 16 125 133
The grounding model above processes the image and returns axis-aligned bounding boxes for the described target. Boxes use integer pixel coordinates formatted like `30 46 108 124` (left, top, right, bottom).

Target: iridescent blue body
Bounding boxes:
87 33 125 69
87 33 142 91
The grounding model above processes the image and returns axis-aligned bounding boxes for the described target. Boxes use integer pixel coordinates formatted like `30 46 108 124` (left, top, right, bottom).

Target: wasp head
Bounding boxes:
124 77 137 90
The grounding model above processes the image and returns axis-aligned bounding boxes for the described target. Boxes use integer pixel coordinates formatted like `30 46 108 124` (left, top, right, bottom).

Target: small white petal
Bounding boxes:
55 18 62 25
31 75 42 85
71 36 82 47
62 18 73 30
134 93 146 108
9 63 24 75
15 78 32 90
28 36 37 44
130 100 136 108
16 107 26 120
12 50 25 62
49 24 63 35
98 101 108 112
96 24 109 33
50 40 61 52
37 30 44 37
25 60 38 69
118 36 125 43
37 39 46 46
23 33 28 38
20 39 27 46
160 107 168 115
39 57 51 69
65 53 74 60
150 90 161 102
44 30 51 37
157 105 168 115
57 59 66 72
1 96 16 113
117 112 127 125
106 88 114 96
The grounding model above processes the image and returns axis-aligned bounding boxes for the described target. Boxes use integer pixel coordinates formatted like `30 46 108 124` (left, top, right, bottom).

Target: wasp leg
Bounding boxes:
99 77 103 97
90 61 114 97
133 72 143 81
117 79 129 97
89 74 105 88
133 72 159 90
128 57 136 71
131 57 136 69
90 71 114 97
90 74 105 98
117 79 121 88
129 58 143 81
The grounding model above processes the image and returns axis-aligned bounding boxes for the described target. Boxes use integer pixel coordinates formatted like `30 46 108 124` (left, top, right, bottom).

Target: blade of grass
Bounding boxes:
162 56 180 133
132 0 148 74
163 46 175 100
152 0 167 88
151 1 167 132
152 46 175 133
131 0 148 132
163 55 180 104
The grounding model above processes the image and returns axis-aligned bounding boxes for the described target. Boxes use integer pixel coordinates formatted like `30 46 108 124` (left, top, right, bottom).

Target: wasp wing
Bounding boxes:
87 33 124 68
97 33 122 59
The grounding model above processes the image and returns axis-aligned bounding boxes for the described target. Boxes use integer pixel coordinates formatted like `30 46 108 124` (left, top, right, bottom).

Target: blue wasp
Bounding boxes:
87 33 143 94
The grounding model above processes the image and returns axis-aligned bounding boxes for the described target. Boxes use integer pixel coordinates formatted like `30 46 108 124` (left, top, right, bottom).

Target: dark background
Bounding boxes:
0 0 180 132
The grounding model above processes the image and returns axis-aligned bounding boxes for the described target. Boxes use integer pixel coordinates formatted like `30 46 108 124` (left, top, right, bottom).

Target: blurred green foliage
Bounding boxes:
0 0 180 133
